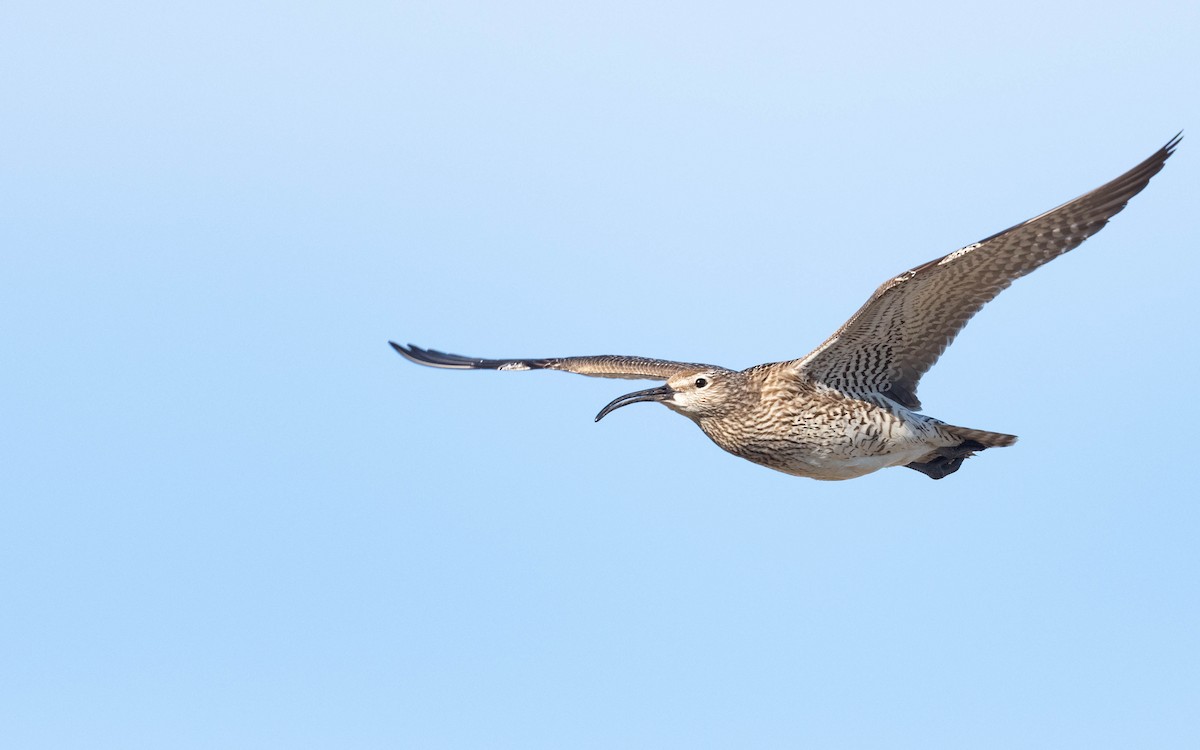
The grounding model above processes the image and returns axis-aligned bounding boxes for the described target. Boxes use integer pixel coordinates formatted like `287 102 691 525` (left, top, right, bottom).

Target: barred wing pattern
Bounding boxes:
391 343 710 381
796 134 1180 410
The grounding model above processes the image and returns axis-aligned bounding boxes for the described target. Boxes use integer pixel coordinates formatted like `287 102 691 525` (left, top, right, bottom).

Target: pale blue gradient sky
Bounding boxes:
3 2 1198 748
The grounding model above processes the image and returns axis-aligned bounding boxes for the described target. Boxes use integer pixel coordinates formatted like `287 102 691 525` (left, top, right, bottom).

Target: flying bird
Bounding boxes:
392 136 1179 480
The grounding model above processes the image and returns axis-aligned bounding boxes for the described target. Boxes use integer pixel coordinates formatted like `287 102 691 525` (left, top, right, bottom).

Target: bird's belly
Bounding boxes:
764 447 934 481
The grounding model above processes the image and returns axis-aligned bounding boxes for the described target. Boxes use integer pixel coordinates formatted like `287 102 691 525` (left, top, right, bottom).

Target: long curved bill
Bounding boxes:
594 384 676 422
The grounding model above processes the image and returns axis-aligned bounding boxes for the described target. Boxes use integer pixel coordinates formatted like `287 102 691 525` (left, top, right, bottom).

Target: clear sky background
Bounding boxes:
3 2 1198 748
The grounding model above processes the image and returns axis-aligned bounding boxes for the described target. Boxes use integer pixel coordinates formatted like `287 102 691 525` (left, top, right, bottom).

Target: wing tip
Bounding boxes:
388 342 548 371
389 342 472 369
1144 130 1182 173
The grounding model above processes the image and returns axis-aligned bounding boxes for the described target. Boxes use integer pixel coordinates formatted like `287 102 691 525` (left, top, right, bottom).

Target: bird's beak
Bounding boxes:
594 384 676 422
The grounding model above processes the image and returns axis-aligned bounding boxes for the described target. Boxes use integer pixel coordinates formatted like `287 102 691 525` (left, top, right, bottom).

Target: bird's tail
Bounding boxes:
942 424 1018 449
906 423 1017 479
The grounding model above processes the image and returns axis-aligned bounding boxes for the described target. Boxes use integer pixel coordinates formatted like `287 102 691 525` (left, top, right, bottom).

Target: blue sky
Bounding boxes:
3 1 1198 747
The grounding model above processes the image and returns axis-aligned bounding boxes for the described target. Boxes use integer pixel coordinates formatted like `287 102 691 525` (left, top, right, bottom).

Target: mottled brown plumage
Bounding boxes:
392 136 1179 480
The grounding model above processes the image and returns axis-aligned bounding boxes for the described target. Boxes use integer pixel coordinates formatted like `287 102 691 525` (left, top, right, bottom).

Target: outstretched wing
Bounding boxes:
795 134 1180 409
391 342 709 380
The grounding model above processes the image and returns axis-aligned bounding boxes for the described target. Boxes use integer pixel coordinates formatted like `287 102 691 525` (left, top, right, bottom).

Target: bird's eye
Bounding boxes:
695 378 708 388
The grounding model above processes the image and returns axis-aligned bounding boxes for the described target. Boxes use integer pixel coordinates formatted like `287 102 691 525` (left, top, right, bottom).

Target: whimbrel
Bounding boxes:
392 136 1179 480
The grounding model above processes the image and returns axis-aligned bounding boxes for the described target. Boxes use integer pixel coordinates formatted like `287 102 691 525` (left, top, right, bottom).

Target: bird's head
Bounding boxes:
594 367 740 423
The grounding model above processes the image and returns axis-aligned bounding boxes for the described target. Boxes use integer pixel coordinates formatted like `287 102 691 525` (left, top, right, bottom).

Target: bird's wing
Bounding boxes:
794 134 1180 409
391 342 709 380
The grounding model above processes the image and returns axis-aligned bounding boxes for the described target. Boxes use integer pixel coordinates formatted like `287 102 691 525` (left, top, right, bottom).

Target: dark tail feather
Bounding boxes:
941 424 1018 449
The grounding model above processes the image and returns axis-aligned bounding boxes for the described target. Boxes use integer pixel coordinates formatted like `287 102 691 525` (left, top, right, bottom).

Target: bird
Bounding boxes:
391 135 1179 480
